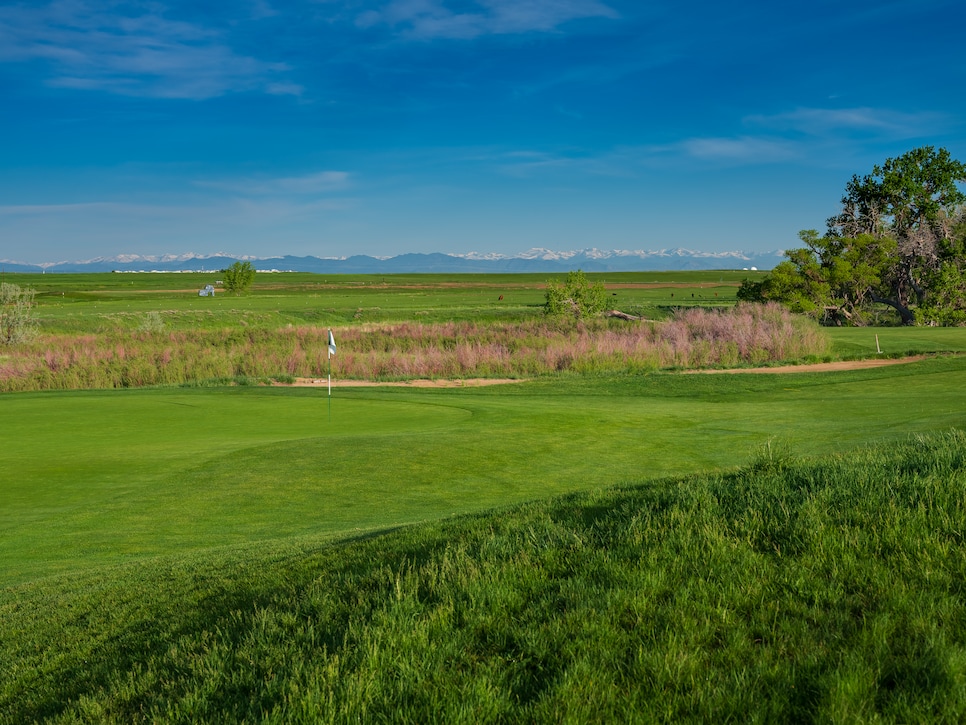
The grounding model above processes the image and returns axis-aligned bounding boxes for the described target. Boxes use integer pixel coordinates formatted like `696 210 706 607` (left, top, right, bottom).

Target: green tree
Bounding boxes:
916 262 966 325
741 146 966 325
0 282 37 344
544 270 606 319
223 261 256 293
916 207 966 325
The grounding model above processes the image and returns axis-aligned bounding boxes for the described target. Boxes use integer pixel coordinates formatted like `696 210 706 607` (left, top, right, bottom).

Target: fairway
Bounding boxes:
4 356 966 586
827 326 966 356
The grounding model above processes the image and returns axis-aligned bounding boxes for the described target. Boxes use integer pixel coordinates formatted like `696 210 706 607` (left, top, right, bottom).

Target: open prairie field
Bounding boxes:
7 270 750 331
3 272 966 722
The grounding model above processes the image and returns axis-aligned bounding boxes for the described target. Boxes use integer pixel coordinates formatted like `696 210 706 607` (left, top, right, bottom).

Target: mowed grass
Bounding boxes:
3 431 965 722
3 355 966 587
0 389 468 584
827 326 966 357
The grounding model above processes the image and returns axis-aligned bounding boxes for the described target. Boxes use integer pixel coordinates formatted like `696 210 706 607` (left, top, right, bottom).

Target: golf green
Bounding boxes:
3 357 966 586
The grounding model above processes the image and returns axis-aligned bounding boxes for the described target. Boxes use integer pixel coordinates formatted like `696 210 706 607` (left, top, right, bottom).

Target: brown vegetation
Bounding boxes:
0 303 828 392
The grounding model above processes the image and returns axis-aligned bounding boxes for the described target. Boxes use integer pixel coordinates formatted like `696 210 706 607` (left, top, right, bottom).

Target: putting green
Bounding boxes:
1 389 469 498
0 388 471 583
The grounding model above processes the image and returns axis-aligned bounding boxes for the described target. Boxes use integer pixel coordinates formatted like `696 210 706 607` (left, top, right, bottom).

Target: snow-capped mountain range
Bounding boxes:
0 248 783 274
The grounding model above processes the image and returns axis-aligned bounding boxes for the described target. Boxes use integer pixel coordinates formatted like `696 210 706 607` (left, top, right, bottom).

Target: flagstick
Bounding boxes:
326 328 336 422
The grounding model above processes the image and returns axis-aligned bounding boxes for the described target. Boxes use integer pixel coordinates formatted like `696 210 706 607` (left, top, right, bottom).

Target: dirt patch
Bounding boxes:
279 377 526 388
276 356 929 387
684 355 928 375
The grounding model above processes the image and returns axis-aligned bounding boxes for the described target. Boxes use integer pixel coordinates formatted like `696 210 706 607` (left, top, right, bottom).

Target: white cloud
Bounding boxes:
745 107 949 139
480 0 618 33
0 201 132 216
195 170 352 196
680 136 799 163
0 0 295 99
265 81 305 97
489 137 799 177
357 0 618 39
640 106 953 169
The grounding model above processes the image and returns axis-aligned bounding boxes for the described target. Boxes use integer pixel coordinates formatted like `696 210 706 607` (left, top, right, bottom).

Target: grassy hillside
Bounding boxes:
3 432 965 723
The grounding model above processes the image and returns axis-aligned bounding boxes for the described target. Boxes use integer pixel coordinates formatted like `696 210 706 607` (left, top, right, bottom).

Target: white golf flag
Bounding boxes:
328 329 337 356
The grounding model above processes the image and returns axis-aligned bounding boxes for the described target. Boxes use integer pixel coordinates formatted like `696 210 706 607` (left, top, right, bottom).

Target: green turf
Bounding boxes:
827 326 966 356
4 270 966 721
7 270 748 331
3 432 966 723
4 355 965 587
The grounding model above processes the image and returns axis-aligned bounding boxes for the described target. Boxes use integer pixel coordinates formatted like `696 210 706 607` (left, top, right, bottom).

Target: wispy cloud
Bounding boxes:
0 0 300 99
488 137 799 178
0 201 133 216
745 107 949 139
678 136 799 163
440 102 950 180
487 147 644 178
0 196 354 222
195 171 352 196
642 106 950 168
356 0 618 40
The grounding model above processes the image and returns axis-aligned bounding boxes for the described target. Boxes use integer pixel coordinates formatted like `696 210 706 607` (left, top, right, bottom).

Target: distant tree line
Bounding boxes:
739 146 966 325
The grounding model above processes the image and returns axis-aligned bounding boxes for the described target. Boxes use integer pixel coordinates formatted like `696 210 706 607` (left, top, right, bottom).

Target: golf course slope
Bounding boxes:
3 431 965 722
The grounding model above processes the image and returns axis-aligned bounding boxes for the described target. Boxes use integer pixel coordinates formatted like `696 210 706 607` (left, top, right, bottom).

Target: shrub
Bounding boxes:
544 270 606 319
0 282 36 345
223 261 256 293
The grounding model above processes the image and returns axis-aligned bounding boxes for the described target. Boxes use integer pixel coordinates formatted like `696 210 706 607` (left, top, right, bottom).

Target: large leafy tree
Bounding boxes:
740 146 966 325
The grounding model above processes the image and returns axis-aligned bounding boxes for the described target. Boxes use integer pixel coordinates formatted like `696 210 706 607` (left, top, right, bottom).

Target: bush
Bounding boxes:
0 282 36 345
223 261 256 293
544 270 606 319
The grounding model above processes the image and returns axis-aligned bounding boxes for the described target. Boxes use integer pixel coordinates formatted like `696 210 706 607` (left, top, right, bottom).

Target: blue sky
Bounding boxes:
0 0 963 264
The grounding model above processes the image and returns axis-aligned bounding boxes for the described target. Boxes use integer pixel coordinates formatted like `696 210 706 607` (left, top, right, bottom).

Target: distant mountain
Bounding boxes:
2 248 784 274
0 261 42 273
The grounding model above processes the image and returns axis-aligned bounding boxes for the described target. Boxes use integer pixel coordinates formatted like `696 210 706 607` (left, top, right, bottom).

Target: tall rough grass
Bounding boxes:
0 304 828 391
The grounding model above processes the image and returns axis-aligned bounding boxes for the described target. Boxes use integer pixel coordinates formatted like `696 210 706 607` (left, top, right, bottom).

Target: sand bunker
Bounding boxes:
684 355 927 374
281 378 525 388
277 356 929 388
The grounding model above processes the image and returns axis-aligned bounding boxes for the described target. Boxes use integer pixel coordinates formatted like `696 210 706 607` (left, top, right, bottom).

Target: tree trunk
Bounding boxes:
870 292 916 324
605 310 642 321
